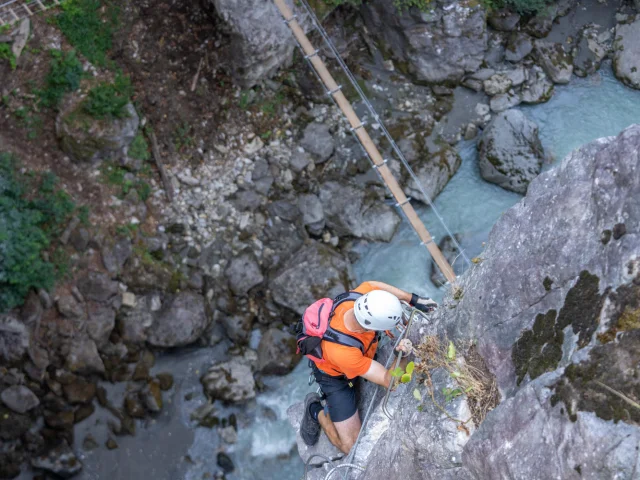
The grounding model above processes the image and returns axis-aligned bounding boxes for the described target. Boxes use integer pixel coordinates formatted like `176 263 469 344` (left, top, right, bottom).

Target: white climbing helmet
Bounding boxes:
353 290 403 331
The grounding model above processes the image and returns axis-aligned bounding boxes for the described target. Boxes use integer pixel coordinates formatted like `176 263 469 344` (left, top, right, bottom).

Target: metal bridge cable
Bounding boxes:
296 0 471 268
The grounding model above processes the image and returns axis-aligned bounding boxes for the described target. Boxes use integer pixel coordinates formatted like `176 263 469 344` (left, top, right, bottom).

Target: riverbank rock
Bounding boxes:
209 0 306 87
520 67 554 104
146 292 210 348
225 252 264 296
534 40 574 84
1 385 40 413
257 328 299 375
66 337 105 376
201 355 256 403
404 140 462 204
56 101 139 163
31 441 82 478
478 110 544 194
505 32 533 63
301 122 334 163
0 314 29 364
319 181 400 241
361 0 487 84
269 242 355 316
319 124 640 480
487 9 520 32
613 17 640 90
573 25 611 77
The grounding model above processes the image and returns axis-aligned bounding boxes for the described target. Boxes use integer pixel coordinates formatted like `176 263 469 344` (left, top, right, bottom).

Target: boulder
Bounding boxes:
56 295 85 319
300 123 334 163
0 407 30 440
77 271 119 303
525 2 560 38
66 338 105 375
404 140 462 205
1 385 40 414
101 237 133 276
147 292 210 348
487 9 520 32
117 296 154 344
298 193 325 235
57 101 139 163
613 18 640 90
361 0 487 84
489 91 521 113
483 73 512 96
534 40 574 84
86 302 115 347
119 254 174 293
201 356 256 403
505 32 533 63
63 379 97 405
319 181 401 241
478 110 544 194
0 314 29 364
225 252 264 296
221 314 254 345
257 328 299 375
270 242 355 315
31 441 82 478
520 67 554 104
208 0 306 87
573 25 611 78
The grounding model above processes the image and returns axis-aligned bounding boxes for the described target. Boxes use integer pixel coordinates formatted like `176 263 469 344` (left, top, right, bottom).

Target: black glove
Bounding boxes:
410 293 438 313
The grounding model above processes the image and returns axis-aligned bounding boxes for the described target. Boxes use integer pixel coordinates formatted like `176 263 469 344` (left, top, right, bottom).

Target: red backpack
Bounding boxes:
296 291 376 364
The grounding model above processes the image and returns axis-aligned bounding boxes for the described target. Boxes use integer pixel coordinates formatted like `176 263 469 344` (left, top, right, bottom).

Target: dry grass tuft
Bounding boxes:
414 336 500 429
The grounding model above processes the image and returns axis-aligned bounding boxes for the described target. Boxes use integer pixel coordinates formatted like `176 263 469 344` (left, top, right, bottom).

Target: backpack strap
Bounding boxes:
322 291 366 353
323 326 365 354
330 291 363 316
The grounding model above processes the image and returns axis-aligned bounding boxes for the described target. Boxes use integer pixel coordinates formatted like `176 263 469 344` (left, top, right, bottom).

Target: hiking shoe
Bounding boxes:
300 392 322 446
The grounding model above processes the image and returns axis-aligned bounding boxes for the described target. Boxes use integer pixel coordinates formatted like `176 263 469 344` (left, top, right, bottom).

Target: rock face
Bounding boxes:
56 101 139 163
478 110 544 194
270 242 355 315
209 0 305 87
293 125 640 479
613 18 640 90
361 0 487 84
319 181 401 242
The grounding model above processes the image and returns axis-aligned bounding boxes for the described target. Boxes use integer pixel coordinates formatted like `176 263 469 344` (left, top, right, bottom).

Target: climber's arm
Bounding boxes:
366 281 412 302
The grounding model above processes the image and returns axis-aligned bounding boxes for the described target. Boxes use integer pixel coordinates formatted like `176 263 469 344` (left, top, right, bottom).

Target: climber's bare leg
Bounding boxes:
318 410 361 454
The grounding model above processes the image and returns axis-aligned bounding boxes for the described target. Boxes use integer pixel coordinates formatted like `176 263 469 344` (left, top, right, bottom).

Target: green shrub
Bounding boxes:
83 74 133 119
128 133 150 161
39 49 84 108
0 154 76 312
0 43 16 70
56 0 120 67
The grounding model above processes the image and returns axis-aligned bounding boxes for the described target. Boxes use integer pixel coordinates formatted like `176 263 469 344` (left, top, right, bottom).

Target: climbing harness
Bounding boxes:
303 303 429 479
273 0 471 285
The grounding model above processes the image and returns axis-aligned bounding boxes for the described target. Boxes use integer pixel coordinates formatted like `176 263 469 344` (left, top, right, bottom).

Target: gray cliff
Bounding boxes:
289 125 640 479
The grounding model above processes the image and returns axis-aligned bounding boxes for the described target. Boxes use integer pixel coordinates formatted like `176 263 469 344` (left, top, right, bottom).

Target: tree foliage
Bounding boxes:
0 154 76 312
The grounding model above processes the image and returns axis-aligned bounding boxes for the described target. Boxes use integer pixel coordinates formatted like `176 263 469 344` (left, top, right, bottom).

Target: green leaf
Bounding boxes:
451 371 461 378
451 388 463 397
401 374 412 384
417 405 424 412
447 341 456 360
406 361 415 375
413 388 422 402
391 367 403 378
465 386 473 393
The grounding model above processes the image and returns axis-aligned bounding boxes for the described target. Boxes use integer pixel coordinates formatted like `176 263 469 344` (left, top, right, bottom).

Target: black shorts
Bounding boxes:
312 365 358 423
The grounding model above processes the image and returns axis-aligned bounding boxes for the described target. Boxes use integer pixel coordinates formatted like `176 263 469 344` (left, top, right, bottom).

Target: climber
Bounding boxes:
298 281 437 454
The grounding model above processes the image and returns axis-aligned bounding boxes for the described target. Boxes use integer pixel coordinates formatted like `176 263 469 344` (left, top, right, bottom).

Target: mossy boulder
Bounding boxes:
56 96 139 163
613 17 640 90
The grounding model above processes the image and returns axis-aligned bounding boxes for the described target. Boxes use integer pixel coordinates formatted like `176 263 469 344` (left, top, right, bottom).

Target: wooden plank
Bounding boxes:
273 0 457 284
9 7 20 20
23 2 33 15
36 0 46 11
